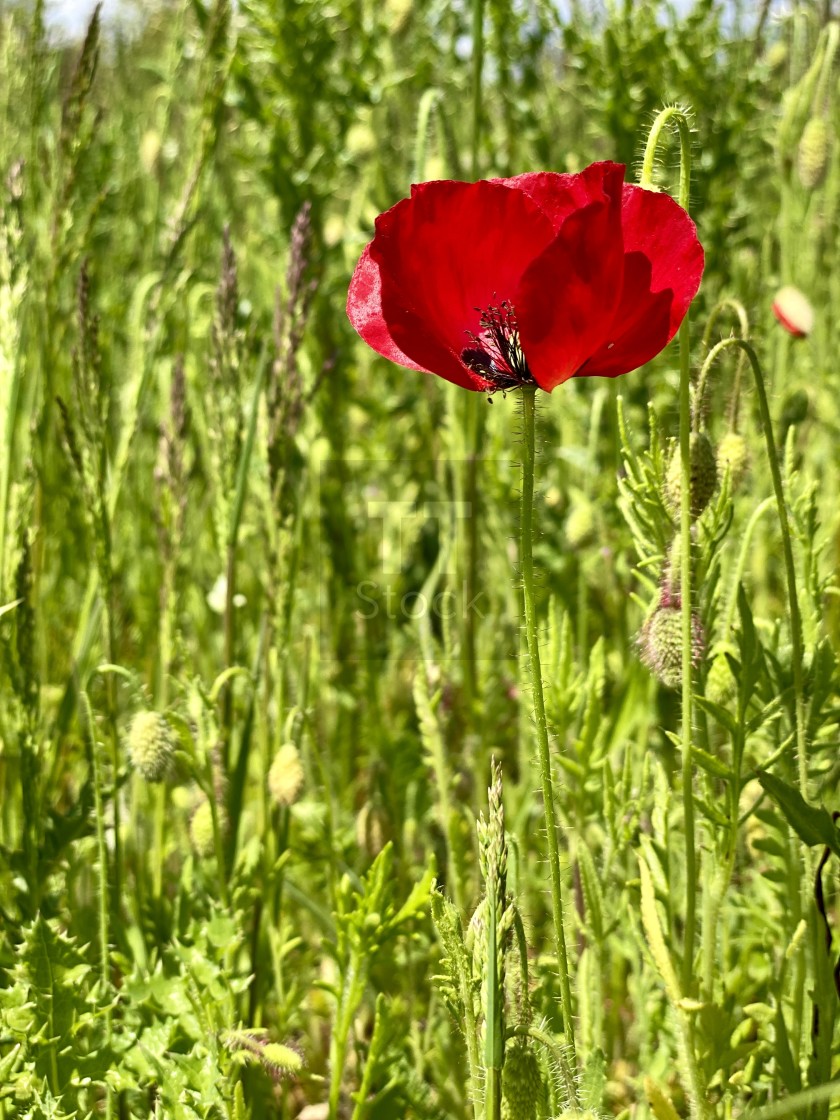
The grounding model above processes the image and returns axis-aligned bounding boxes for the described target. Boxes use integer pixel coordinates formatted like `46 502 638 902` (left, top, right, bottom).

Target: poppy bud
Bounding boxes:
716 431 749 489
706 648 737 706
780 387 810 429
268 742 305 808
772 285 814 337
501 1040 544 1120
664 432 717 520
640 602 705 689
126 711 175 783
797 117 830 190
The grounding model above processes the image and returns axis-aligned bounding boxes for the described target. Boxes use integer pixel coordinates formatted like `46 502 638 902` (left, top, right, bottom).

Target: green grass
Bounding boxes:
1 1 840 1117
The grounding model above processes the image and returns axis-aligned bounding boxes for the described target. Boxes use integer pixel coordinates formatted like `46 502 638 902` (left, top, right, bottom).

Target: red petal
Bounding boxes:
348 179 556 390
494 161 627 233
514 163 626 391
347 244 477 390
576 184 704 379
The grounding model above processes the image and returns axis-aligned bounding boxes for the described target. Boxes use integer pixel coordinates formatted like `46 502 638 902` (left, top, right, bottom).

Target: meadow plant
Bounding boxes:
1 3 840 1119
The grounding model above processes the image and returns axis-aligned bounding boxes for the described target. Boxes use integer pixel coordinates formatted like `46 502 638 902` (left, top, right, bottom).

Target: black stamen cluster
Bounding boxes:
461 299 536 392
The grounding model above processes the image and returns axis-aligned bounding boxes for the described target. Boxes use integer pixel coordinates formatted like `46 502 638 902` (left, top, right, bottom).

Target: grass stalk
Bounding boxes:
80 687 114 1119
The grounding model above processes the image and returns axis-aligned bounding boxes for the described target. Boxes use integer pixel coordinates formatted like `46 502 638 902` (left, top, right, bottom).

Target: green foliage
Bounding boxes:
1 0 840 1117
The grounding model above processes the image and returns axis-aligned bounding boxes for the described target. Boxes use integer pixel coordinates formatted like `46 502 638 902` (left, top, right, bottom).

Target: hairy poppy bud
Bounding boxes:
780 388 810 429
664 432 717 520
640 602 705 689
797 117 830 190
126 711 175 783
773 285 814 338
717 431 749 489
706 648 737 706
268 742 305 808
501 1040 544 1120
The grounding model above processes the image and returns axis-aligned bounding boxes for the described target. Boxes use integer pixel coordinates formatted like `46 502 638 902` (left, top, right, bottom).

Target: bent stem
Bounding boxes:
640 104 698 993
701 338 806 791
519 387 577 1073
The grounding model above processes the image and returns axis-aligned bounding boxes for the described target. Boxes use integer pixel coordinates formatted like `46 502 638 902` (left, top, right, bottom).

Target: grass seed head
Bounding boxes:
126 711 175 783
268 741 305 807
189 797 217 857
797 116 830 190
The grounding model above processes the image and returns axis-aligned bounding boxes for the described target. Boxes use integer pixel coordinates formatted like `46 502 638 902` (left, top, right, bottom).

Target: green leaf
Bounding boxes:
690 743 732 780
695 695 739 739
388 860 434 932
577 842 605 943
757 771 840 856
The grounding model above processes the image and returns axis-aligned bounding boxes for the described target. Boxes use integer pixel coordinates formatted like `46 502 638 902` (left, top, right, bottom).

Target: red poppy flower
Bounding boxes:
347 162 704 393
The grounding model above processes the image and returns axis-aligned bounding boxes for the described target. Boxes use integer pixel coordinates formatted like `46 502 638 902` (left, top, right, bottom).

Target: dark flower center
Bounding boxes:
460 300 536 392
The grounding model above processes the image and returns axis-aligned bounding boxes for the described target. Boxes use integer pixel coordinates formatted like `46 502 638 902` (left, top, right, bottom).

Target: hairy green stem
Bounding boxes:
519 387 576 1069
677 314 697 993
470 0 484 179
640 105 698 994
721 498 774 635
703 339 807 790
696 297 750 428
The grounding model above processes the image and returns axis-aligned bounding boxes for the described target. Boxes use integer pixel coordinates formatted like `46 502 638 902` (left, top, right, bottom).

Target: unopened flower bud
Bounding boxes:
501 1040 544 1120
126 711 175 783
268 742 304 807
706 648 737 706
717 431 749 489
773 285 814 338
780 388 810 429
640 601 705 689
797 117 830 190
664 432 717 520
